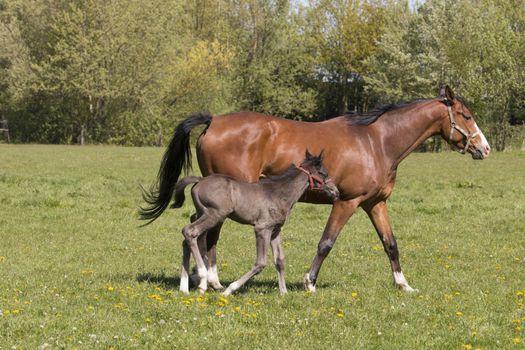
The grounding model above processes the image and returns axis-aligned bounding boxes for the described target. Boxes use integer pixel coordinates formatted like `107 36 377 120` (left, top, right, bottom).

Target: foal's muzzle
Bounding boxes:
325 182 340 201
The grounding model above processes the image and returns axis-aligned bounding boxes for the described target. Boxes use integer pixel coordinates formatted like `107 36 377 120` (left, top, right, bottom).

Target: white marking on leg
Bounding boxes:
303 273 316 292
222 281 240 296
198 267 208 292
207 264 224 290
180 274 189 294
393 271 418 292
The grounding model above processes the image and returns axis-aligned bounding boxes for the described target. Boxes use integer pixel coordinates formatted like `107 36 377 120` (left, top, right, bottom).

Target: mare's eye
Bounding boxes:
462 113 472 120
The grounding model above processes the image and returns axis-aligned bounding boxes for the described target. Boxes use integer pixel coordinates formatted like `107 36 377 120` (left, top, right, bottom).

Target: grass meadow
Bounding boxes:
0 144 524 349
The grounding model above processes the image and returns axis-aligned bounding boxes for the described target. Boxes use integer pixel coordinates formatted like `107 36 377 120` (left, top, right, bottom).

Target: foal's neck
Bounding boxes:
270 169 309 208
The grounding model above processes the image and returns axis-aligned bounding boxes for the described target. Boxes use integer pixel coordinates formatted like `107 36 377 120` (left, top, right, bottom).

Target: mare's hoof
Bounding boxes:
303 273 316 292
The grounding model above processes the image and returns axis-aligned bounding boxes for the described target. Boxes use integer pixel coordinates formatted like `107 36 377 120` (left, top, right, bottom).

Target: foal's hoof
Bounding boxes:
209 281 224 290
397 284 419 293
303 273 316 293
221 289 233 297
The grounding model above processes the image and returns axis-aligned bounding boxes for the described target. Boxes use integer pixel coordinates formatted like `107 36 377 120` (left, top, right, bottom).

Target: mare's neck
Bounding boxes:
373 100 445 170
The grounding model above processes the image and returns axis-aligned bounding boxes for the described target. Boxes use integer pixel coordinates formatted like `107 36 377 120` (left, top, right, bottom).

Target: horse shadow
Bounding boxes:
136 272 331 294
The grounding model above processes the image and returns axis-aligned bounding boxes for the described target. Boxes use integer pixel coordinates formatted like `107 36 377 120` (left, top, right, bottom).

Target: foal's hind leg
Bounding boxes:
270 229 287 295
182 214 220 293
205 222 224 290
180 239 191 294
222 227 271 296
365 201 417 292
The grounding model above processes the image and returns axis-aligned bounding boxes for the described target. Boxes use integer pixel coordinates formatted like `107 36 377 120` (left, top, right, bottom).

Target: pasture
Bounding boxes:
0 144 524 349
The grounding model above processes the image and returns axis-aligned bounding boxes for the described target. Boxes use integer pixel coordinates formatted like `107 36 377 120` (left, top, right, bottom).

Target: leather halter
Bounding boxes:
445 98 480 154
297 165 332 191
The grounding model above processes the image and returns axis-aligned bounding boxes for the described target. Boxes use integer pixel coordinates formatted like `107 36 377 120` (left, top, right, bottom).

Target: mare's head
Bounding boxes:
438 86 491 159
298 150 340 200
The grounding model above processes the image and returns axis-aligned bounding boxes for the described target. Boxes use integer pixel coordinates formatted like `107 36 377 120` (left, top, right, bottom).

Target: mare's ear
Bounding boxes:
318 149 325 160
439 85 456 105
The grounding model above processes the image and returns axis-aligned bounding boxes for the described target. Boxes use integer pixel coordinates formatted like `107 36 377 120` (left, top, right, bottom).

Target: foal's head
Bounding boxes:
298 150 340 200
438 86 491 159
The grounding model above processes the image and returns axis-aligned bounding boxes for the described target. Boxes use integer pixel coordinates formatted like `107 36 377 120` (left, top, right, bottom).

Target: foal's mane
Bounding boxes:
344 98 433 126
259 164 300 183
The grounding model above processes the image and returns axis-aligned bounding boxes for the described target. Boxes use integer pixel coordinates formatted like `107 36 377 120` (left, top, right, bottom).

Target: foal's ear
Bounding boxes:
305 149 313 159
439 85 456 104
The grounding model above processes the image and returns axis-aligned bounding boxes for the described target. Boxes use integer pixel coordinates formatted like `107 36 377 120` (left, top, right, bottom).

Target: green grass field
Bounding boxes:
1 144 524 349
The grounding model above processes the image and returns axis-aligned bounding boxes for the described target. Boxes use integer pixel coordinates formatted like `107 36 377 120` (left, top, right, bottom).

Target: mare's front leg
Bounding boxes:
270 227 287 295
364 201 417 292
222 227 271 296
304 200 357 292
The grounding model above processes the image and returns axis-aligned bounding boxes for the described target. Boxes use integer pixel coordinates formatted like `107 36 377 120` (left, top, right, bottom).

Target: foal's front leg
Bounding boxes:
222 227 271 296
270 230 287 295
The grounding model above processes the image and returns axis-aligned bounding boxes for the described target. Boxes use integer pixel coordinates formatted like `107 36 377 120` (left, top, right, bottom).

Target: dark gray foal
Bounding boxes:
173 151 339 295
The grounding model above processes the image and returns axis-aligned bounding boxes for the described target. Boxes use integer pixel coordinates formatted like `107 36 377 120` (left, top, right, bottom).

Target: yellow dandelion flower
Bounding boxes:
215 310 224 317
463 344 472 349
106 286 114 292
11 309 20 315
148 294 163 302
456 311 463 316
517 291 524 297
351 292 358 298
514 337 521 344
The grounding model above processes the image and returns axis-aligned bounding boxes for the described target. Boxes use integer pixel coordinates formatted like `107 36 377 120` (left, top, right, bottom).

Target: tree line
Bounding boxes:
0 0 524 150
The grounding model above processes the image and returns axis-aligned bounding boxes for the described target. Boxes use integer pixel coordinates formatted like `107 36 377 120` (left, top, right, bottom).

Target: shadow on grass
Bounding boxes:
136 272 332 294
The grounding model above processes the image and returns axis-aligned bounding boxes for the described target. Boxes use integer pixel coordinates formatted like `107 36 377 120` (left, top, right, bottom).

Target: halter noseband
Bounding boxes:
445 98 480 154
297 166 332 191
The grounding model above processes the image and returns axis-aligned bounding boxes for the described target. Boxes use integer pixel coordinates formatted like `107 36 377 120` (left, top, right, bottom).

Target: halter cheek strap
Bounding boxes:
445 100 480 154
297 166 332 191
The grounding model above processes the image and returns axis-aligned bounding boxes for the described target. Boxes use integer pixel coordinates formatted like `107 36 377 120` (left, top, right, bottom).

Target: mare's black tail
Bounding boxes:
139 112 212 224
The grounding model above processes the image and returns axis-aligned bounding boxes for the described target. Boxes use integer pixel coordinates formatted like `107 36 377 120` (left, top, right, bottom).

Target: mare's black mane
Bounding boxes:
344 98 433 126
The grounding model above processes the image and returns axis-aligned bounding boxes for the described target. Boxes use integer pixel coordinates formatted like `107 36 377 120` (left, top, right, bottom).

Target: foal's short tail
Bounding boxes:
171 176 202 209
139 112 212 225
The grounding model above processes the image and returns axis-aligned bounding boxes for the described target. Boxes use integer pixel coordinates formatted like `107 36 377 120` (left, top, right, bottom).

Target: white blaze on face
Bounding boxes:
474 123 491 157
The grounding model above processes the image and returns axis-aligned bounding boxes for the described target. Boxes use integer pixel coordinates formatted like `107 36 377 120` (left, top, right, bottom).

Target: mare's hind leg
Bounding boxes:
222 227 271 296
270 227 287 295
364 201 417 292
182 214 220 293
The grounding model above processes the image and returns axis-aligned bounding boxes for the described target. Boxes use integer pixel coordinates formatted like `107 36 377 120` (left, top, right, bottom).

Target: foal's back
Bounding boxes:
191 174 282 226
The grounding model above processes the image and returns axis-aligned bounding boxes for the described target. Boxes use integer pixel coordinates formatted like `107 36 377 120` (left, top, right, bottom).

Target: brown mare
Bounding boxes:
140 86 491 292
